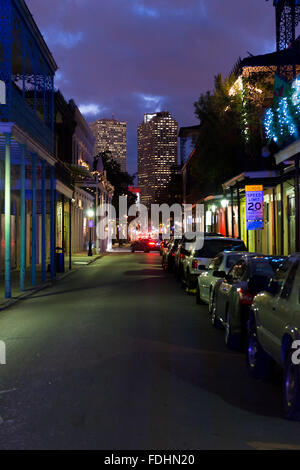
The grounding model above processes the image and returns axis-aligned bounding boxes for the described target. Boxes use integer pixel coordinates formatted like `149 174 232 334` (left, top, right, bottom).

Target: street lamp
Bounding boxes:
87 208 95 256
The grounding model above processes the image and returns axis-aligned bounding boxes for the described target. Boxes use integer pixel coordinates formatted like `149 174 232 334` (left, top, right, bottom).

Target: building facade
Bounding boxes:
138 111 178 207
0 0 114 301
90 118 127 172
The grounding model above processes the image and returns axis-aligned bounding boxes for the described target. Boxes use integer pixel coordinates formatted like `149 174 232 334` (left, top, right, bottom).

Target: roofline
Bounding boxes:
17 0 58 72
222 171 277 190
274 138 300 165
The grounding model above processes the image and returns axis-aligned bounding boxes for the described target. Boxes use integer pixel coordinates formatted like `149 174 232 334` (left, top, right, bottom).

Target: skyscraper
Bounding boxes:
138 111 178 206
90 118 127 171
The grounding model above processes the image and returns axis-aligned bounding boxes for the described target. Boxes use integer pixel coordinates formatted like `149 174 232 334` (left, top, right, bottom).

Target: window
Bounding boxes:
230 260 247 280
194 239 247 258
281 261 299 300
208 255 223 271
226 254 243 269
272 259 294 292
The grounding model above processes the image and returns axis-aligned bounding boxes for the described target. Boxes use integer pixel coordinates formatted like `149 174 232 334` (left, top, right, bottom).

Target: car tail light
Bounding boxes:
192 259 198 270
148 241 156 246
172 253 175 257
237 288 254 305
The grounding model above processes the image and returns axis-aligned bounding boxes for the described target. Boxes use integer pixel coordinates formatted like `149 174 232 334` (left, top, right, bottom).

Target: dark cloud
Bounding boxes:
26 0 275 174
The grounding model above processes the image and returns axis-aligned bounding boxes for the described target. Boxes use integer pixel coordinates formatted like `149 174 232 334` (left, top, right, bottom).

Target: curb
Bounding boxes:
0 254 104 312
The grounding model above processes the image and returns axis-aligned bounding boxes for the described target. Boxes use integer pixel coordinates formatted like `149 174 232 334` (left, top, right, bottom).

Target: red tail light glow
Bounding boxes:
237 288 254 305
192 259 198 270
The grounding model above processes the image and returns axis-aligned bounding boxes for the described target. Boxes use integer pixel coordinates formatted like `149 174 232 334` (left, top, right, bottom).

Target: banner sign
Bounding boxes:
0 80 6 105
245 185 264 230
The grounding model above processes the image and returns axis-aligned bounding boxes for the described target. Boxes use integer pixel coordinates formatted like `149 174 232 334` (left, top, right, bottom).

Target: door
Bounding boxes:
259 259 295 360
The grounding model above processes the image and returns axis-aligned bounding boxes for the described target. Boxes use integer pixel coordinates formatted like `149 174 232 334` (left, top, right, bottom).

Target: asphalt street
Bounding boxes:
0 252 299 450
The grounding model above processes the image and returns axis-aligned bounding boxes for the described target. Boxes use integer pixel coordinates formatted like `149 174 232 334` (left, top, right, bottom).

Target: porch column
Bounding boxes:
4 133 11 299
96 176 99 254
31 153 37 287
50 166 56 278
237 184 241 240
20 144 26 291
41 160 46 282
280 165 284 255
69 199 72 270
230 187 234 238
295 156 300 253
62 194 65 273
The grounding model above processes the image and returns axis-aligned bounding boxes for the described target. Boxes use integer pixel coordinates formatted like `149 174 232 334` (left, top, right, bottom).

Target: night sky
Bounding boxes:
26 0 276 175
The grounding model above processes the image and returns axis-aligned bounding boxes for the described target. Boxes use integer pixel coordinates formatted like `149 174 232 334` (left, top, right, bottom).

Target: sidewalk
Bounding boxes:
0 252 103 310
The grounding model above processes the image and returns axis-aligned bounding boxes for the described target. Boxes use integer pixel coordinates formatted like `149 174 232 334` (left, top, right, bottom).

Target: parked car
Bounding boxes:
144 239 161 253
131 237 160 253
160 240 170 257
196 251 246 308
246 254 300 420
173 233 197 280
211 254 286 350
131 237 149 252
162 239 180 272
180 237 247 291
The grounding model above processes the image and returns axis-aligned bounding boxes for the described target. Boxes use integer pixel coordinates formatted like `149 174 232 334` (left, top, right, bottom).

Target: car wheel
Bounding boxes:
246 319 271 380
131 248 135 253
225 310 241 350
211 293 222 328
283 350 300 421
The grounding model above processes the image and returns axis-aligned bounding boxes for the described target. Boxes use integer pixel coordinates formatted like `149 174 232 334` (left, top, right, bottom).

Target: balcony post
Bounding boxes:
20 144 26 291
4 133 11 299
41 160 46 282
295 155 300 253
31 153 37 287
50 165 56 279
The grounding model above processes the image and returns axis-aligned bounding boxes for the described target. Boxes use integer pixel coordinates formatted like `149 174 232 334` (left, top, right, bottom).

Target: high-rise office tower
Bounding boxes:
138 111 178 206
90 118 127 171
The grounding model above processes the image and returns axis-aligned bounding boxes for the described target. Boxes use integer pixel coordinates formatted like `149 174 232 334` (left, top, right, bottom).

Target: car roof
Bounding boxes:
202 237 245 242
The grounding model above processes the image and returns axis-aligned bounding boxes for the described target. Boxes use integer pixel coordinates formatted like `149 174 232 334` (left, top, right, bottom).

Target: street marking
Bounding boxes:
0 388 17 395
248 441 300 450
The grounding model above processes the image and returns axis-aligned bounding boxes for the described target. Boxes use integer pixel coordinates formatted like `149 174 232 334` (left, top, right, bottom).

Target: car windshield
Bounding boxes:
249 257 284 278
194 240 247 258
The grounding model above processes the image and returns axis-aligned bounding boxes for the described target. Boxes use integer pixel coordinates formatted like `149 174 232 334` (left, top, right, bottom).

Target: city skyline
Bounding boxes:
25 0 275 175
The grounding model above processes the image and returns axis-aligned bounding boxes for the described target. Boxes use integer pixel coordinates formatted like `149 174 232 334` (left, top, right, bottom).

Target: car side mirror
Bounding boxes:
213 270 226 278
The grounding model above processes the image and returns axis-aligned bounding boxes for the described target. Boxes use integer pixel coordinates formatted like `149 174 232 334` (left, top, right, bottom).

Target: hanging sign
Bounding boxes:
245 185 264 230
0 80 6 104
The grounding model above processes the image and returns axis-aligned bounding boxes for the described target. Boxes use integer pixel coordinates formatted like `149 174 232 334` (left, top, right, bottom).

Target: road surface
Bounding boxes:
0 252 299 450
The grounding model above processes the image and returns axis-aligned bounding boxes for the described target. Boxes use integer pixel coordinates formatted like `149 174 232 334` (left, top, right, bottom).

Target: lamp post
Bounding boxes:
87 208 95 256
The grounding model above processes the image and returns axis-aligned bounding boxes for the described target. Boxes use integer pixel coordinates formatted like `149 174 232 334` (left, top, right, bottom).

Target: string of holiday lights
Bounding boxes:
263 77 300 146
